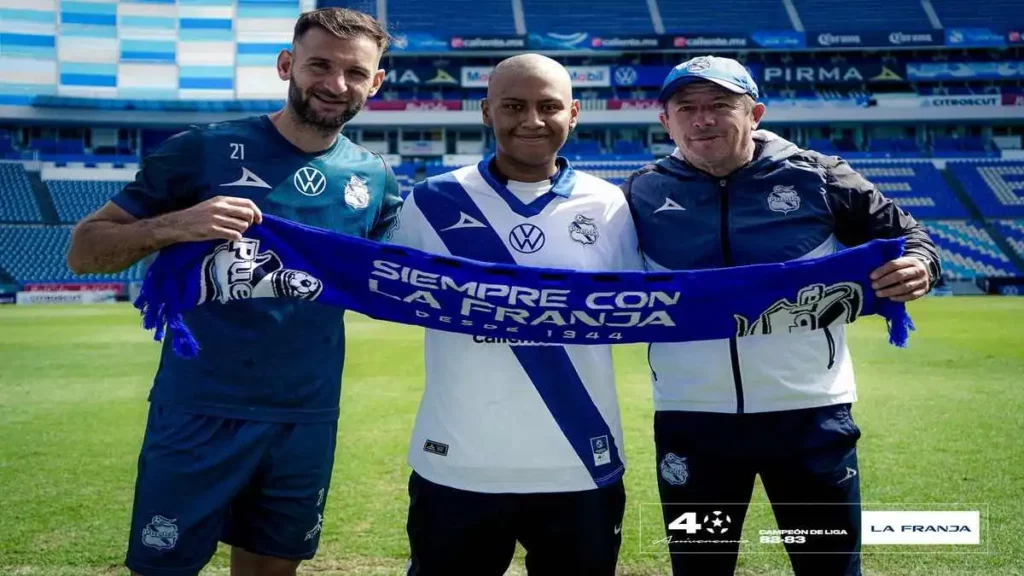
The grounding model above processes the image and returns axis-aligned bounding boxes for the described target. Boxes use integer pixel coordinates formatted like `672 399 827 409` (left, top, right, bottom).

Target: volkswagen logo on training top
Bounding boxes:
508 223 545 254
294 166 327 197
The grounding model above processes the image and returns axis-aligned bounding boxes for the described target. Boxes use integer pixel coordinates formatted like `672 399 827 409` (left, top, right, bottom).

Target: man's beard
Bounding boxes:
288 79 362 134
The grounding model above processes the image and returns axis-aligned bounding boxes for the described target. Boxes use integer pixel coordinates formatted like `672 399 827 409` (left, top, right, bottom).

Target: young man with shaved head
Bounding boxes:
389 53 642 575
67 8 401 576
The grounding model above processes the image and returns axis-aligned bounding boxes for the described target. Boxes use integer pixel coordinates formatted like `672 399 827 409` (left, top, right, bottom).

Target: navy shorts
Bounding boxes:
125 403 337 576
406 472 626 576
655 403 862 576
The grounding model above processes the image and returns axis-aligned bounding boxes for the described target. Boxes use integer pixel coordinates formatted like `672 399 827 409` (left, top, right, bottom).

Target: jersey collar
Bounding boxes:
476 155 576 218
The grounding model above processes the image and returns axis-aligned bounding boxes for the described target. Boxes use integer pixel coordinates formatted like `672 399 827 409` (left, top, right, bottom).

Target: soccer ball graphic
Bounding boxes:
704 510 732 534
269 269 323 300
286 271 322 298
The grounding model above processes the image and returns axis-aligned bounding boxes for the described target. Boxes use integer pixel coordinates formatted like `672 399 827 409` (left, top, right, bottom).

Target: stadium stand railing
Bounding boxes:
920 220 1021 279
992 220 1024 261
388 0 516 34
854 163 969 219
5 155 1024 284
945 161 1024 219
524 0 656 34
792 0 930 31
659 0 792 33
930 0 1024 29
47 180 130 224
0 163 43 223
0 224 145 284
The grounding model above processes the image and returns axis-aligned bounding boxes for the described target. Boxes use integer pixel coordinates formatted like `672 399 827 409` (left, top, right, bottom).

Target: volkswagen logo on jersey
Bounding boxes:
508 223 546 254
294 166 327 197
734 282 863 337
198 239 324 305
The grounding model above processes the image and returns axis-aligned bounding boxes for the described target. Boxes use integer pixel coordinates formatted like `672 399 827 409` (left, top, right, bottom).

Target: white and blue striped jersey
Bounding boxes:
389 158 642 493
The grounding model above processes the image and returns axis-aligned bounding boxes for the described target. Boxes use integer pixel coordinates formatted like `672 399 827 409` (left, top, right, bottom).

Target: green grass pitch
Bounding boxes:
1 297 1022 575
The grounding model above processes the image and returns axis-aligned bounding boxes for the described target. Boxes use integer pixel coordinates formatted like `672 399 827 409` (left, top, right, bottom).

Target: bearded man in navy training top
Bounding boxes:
67 8 401 576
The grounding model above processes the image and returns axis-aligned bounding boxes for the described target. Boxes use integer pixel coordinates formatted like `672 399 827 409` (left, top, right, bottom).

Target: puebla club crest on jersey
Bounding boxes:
569 214 599 245
344 174 371 210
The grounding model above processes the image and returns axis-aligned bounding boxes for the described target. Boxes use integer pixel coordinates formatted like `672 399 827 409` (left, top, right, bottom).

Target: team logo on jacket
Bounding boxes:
569 214 599 245
344 174 370 209
294 166 327 197
767 185 801 214
199 239 323 305
734 282 863 337
141 515 179 550
660 453 689 486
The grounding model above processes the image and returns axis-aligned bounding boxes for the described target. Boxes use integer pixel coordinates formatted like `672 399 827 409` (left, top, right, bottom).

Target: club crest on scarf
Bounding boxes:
198 239 323 305
734 282 863 336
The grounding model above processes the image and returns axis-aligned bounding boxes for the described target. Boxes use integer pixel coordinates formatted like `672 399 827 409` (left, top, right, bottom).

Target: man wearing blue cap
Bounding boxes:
621 56 940 575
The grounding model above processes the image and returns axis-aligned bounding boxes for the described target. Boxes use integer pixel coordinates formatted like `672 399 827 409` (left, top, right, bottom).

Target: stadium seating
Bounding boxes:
574 159 648 186
7 156 1024 283
659 0 792 33
793 0 930 31
47 180 128 224
852 163 968 219
0 163 42 223
0 225 145 283
868 139 921 156
932 137 992 158
921 220 1020 279
316 0 376 17
931 0 1024 29
992 220 1024 261
946 162 1024 218
387 0 516 35
524 0 655 34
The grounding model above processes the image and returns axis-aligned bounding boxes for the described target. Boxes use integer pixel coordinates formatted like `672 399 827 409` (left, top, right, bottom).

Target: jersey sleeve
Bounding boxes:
368 160 404 241
111 128 204 219
384 184 426 249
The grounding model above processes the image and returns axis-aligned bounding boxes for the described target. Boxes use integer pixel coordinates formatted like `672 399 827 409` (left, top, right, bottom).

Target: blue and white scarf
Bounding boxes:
135 215 914 357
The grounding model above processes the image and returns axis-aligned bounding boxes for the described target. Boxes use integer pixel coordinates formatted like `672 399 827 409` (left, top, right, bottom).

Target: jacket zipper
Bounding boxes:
719 179 745 414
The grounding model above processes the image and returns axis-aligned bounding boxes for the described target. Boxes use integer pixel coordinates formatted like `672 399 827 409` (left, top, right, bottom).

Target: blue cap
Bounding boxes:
658 56 759 103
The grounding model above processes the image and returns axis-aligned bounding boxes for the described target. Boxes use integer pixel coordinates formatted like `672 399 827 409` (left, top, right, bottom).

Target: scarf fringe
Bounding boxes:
886 310 916 348
134 276 200 358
